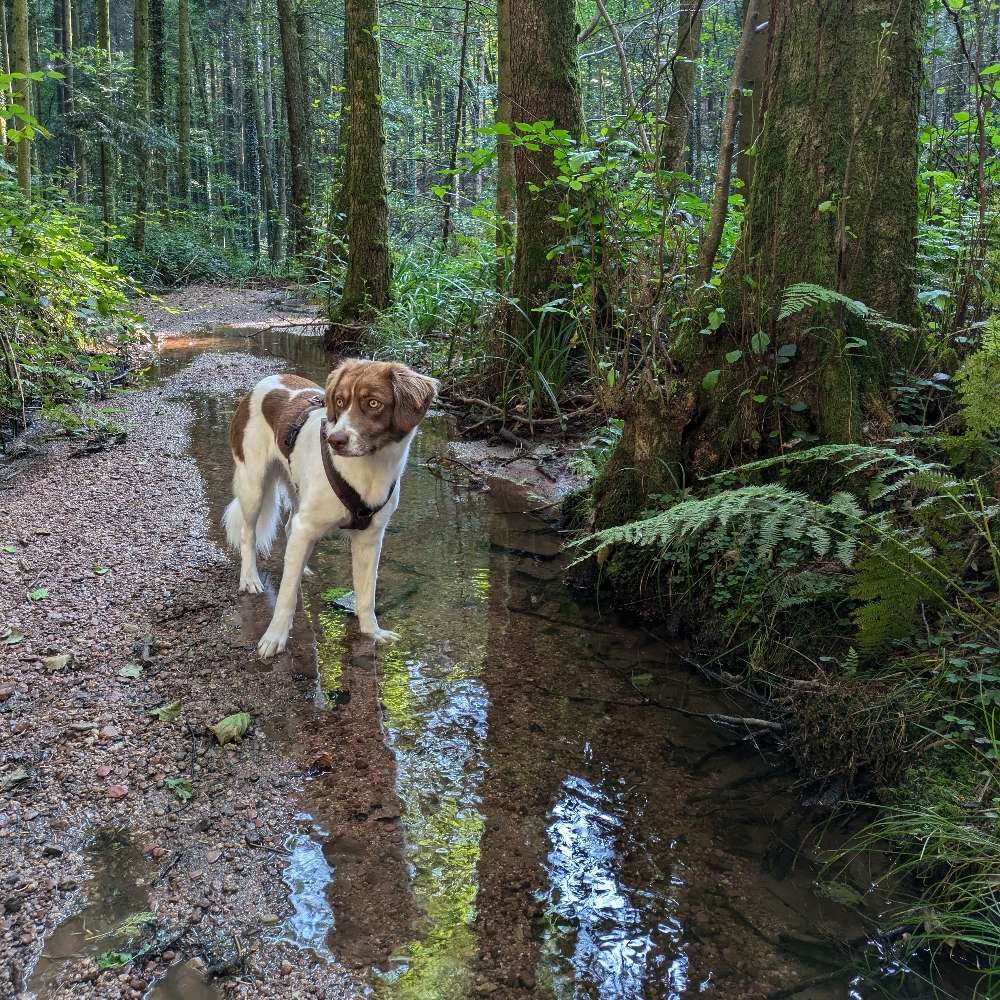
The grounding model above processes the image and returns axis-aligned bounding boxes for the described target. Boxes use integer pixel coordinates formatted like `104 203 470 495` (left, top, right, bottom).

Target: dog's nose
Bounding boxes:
327 430 349 452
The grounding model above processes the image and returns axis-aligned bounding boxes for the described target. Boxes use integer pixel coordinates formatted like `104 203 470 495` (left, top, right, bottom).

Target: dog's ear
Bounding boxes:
325 359 363 413
391 365 439 434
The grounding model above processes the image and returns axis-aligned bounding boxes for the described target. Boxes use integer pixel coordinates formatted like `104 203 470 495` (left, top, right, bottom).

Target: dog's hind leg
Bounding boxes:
232 465 267 594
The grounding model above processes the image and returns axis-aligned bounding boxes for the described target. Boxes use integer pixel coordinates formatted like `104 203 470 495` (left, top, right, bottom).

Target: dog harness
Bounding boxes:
282 398 396 531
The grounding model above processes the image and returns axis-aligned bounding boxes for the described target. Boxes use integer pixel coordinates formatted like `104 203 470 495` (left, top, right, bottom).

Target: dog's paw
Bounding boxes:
239 573 264 595
257 627 289 659
364 627 400 645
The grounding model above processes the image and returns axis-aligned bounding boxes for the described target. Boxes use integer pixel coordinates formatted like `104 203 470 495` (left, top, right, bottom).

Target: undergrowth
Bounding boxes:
0 183 144 443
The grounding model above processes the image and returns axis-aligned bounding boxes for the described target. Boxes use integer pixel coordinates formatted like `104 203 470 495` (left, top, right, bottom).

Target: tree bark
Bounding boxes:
694 1 757 286
593 0 924 527
441 0 472 247
495 0 514 288
0 0 9 156
132 0 149 249
656 1 702 172
333 0 391 329
12 0 30 197
97 0 113 228
177 0 191 203
277 0 310 257
508 0 583 338
149 0 166 206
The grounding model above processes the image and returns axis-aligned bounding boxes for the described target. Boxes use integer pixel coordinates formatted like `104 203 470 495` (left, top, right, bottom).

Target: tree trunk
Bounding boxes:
12 0 30 197
495 0 514 287
277 0 310 257
656 0 702 172
332 0 391 329
0 0 10 156
508 0 582 338
132 0 149 249
97 0 113 228
441 0 471 247
149 0 166 206
593 0 924 527
177 0 191 203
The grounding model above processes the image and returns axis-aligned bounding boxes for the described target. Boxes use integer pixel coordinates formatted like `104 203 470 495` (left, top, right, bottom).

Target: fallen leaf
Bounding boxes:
206 849 222 863
91 566 109 576
118 663 143 679
165 777 194 801
0 767 30 791
42 653 72 673
27 587 49 602
631 673 655 687
2 627 25 646
1 543 16 554
97 951 132 970
208 712 250 746
68 721 98 732
309 751 335 772
149 700 182 722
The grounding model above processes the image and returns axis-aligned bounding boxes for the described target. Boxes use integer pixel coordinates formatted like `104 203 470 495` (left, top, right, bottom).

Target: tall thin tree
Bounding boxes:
132 0 150 248
277 0 310 256
12 0 30 197
333 0 391 327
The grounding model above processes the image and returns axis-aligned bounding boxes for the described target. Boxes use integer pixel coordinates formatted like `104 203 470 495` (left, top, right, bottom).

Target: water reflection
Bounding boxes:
275 818 335 959
539 774 687 1000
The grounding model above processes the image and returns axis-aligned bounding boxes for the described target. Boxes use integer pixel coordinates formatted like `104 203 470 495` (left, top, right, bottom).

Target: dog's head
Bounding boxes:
324 359 439 457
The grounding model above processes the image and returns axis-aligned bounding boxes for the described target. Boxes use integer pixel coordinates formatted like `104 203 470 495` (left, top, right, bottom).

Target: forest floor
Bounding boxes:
1 287 885 1000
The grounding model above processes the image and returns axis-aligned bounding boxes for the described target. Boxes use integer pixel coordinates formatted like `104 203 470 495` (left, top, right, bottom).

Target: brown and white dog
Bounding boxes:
224 359 438 658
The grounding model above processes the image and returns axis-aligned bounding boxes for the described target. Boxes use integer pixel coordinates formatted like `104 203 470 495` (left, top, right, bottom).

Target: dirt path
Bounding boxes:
0 293 361 999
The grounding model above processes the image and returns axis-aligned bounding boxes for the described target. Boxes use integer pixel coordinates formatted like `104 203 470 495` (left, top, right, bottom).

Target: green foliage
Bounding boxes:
568 419 623 478
956 317 1000 439
111 216 253 286
777 282 911 332
850 539 943 654
580 484 863 567
0 184 142 437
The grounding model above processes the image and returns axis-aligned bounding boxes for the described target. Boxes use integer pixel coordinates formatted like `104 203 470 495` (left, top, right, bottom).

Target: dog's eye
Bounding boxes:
335 397 345 408
368 399 383 409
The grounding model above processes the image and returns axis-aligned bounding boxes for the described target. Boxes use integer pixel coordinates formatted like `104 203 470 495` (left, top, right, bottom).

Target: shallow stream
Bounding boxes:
27 325 965 999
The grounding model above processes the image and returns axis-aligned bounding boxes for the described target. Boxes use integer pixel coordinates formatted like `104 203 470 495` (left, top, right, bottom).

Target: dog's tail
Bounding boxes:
223 475 289 557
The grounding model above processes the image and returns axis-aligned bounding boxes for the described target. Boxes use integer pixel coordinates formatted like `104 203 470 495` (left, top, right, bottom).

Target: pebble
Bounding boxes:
106 784 129 800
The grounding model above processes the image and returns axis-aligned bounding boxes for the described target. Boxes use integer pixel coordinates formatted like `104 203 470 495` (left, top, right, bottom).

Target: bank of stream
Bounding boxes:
1 303 969 999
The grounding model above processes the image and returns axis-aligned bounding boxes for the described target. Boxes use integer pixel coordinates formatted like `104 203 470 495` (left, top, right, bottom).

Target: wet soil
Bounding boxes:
1 291 961 1000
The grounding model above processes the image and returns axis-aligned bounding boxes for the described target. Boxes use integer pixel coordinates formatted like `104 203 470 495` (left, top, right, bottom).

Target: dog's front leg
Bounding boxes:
258 515 316 659
351 528 398 644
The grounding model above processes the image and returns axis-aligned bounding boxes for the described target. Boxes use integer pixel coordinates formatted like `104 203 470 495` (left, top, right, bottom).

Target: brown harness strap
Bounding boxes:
319 417 397 531
283 395 325 454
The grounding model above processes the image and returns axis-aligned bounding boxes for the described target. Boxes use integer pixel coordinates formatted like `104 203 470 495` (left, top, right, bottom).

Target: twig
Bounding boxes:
244 836 291 857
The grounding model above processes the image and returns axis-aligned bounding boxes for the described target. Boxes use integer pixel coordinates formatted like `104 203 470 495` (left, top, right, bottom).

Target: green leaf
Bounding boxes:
750 332 770 354
164 777 194 801
776 343 797 359
702 369 721 390
91 565 109 576
1 543 16 553
2 627 24 646
707 307 725 331
118 663 143 679
725 350 743 364
27 587 49 601
97 952 132 970
149 701 182 722
208 712 250 746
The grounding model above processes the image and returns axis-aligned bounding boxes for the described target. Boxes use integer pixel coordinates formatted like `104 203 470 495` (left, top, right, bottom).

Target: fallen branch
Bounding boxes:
445 392 600 429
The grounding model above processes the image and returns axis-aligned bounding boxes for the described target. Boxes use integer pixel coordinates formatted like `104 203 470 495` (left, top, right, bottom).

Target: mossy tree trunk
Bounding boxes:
177 0 191 204
593 0 924 528
277 0 310 258
132 0 149 249
507 0 582 340
330 0 391 333
12 0 30 198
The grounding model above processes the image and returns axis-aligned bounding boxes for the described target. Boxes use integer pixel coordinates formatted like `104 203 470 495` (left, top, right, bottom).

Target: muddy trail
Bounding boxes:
0 290 960 999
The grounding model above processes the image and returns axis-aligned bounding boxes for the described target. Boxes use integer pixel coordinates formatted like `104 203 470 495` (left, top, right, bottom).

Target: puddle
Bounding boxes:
26 829 153 997
141 324 971 998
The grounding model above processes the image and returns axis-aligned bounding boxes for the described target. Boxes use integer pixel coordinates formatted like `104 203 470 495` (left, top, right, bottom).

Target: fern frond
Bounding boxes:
767 570 850 611
778 282 911 332
956 316 1000 439
575 484 862 568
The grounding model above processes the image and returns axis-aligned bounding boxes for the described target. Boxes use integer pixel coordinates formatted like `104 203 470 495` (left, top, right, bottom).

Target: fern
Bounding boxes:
712 443 947 506
767 570 851 611
575 484 862 568
778 282 911 332
956 316 1000 439
850 539 944 654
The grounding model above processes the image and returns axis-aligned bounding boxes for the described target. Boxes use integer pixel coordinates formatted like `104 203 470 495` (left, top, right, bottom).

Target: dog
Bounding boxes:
223 359 438 658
